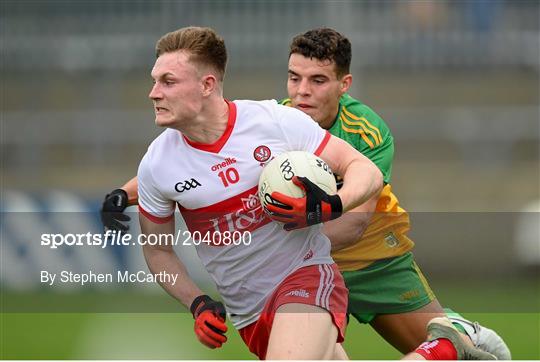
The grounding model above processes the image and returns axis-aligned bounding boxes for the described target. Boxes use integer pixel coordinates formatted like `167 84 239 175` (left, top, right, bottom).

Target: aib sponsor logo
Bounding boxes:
209 193 267 233
175 178 201 193
241 194 260 211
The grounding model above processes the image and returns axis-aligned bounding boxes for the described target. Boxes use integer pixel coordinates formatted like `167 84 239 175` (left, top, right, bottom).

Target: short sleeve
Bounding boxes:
274 103 329 154
361 133 394 184
137 152 175 223
336 99 395 184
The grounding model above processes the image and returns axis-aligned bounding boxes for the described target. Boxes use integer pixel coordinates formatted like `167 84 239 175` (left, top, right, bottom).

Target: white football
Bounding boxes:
258 151 337 211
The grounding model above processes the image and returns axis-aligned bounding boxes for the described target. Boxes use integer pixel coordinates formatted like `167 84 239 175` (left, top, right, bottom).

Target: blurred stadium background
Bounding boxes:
1 0 539 359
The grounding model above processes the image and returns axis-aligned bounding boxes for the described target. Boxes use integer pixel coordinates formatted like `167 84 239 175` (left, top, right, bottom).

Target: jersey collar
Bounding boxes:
182 100 237 153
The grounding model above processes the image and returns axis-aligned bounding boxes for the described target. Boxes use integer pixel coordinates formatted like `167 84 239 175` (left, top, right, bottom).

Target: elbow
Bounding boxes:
370 163 384 195
345 226 368 248
142 243 157 260
143 243 172 254
329 219 370 251
353 157 383 195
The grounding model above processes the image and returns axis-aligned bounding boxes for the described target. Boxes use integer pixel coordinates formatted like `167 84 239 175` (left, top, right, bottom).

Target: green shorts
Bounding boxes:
342 252 436 324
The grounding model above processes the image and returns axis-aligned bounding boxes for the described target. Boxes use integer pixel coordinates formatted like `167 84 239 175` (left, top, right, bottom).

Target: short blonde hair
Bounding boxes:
156 26 227 80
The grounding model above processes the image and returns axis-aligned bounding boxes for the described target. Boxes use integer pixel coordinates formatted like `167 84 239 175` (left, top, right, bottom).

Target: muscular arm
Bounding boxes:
122 176 139 205
140 214 203 307
323 192 379 252
319 135 383 213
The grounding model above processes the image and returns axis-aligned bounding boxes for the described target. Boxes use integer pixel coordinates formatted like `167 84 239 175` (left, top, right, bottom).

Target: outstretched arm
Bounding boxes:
139 213 228 349
139 214 202 305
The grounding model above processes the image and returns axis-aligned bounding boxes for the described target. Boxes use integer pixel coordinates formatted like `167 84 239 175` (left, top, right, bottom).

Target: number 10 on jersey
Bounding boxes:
218 167 240 187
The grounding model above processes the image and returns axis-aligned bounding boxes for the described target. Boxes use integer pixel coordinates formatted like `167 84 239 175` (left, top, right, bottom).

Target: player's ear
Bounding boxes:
339 74 352 94
201 74 218 96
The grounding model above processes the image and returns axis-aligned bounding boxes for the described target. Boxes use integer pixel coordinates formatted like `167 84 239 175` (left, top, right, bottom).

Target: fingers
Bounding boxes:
291 175 307 189
266 193 296 214
268 191 295 210
195 327 227 349
114 213 131 222
266 204 303 228
195 311 228 349
204 319 228 335
294 176 321 195
265 203 294 218
200 311 227 332
266 191 306 225
270 191 307 210
200 322 227 344
102 212 130 232
111 219 129 232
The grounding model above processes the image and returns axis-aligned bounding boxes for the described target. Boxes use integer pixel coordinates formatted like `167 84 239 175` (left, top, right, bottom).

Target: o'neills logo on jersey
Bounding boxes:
285 289 310 298
179 186 271 246
211 157 236 172
303 249 314 261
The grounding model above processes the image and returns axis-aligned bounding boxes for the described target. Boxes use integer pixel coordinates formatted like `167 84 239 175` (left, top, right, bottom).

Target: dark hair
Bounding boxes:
289 28 351 78
156 26 227 80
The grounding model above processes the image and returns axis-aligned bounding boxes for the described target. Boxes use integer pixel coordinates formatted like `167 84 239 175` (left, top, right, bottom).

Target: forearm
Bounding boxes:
319 136 383 213
139 215 203 308
143 245 204 307
137 194 227 349
121 176 139 205
323 192 378 251
337 158 382 212
323 211 371 251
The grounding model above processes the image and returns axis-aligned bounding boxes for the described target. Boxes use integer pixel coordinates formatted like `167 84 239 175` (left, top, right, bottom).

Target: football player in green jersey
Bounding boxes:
101 27 510 360
281 27 508 360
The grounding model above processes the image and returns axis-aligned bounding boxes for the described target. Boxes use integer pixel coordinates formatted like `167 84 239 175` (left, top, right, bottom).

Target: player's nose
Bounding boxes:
149 83 163 100
297 79 311 96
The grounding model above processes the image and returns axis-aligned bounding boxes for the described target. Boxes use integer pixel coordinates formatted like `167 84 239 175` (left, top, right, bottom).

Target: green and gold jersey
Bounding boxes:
280 94 414 271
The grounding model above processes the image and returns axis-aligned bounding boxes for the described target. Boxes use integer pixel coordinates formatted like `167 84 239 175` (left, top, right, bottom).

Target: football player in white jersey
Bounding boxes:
102 27 509 361
134 26 383 360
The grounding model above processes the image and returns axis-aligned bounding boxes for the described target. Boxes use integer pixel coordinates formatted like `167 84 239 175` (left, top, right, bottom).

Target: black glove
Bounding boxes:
190 295 228 349
265 176 343 230
100 189 130 232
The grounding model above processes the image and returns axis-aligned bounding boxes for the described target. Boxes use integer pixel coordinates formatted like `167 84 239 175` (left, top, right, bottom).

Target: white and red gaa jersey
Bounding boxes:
138 99 334 329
